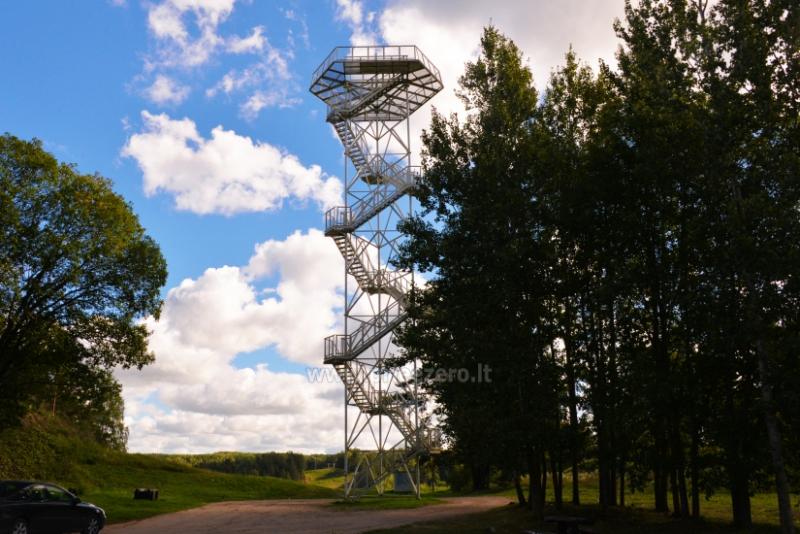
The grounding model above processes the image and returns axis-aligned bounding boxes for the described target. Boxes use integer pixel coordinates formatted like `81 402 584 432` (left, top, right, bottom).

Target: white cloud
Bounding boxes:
209 36 299 119
152 229 343 365
227 25 266 54
240 91 301 120
283 8 311 50
122 111 342 215
335 0 378 46
369 0 626 162
145 74 190 105
206 27 301 121
136 0 304 117
145 0 236 68
205 39 300 119
116 229 346 452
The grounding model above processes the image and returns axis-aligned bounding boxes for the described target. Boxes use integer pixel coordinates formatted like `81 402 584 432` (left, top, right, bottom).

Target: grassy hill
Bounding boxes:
0 414 337 523
305 467 345 489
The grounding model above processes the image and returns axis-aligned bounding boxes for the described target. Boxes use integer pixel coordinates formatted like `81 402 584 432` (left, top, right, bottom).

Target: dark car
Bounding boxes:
0 481 105 534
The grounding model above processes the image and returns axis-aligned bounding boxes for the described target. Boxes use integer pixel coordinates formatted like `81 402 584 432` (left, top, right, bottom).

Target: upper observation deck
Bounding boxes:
310 45 443 123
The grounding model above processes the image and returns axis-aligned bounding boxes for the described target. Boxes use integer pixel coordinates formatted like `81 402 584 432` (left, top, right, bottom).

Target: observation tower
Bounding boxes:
310 46 443 497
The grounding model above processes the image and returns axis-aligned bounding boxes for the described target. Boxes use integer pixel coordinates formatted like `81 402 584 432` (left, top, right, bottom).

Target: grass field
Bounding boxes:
368 473 800 533
333 495 445 510
304 467 346 489
305 467 447 510
3 417 796 529
0 415 337 523
75 453 337 523
303 467 449 495
368 503 791 534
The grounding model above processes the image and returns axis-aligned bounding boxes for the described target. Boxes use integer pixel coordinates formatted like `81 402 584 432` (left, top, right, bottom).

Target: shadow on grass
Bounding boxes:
367 501 784 533
332 495 445 510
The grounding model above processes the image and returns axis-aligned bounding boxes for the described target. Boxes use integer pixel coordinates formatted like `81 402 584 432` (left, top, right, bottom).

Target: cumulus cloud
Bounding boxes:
145 0 235 68
369 0 626 161
116 229 346 452
122 111 342 215
145 74 190 105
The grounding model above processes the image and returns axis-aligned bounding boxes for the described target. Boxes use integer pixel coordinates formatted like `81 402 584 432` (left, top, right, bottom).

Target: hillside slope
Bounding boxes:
0 414 337 523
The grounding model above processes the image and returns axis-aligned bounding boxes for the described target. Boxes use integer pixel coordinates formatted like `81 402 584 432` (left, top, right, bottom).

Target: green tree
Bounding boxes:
696 0 800 529
0 134 167 430
397 27 558 518
397 8 799 530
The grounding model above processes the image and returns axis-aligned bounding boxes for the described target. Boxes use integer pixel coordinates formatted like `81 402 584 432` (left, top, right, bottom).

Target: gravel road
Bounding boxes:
104 496 510 534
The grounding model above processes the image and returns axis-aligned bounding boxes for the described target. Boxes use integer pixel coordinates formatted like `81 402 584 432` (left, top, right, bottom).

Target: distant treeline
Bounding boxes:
161 452 373 481
304 453 345 471
165 452 307 480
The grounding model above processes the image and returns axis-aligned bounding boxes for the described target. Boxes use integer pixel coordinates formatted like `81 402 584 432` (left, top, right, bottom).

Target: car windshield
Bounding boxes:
0 482 27 499
44 485 74 503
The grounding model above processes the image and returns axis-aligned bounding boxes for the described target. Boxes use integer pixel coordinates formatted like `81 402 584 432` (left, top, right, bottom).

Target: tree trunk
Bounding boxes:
654 462 669 514
670 468 680 518
598 441 608 511
551 453 563 509
607 296 619 509
564 326 581 506
471 463 490 491
514 473 526 506
528 449 545 520
619 456 626 507
691 422 700 519
730 467 752 529
678 465 690 519
541 456 548 513
671 418 690 518
755 341 796 534
649 268 671 515
731 169 796 534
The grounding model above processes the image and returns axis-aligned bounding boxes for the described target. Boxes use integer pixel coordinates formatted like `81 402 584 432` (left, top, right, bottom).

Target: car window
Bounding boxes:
43 485 73 503
0 482 26 499
27 485 46 501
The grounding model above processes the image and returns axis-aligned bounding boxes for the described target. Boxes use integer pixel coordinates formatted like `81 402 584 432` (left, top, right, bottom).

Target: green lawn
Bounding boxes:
0 416 337 524
3 418 795 529
332 495 445 510
304 467 451 495
367 502 790 534
75 453 337 523
368 473 800 533
305 467 346 489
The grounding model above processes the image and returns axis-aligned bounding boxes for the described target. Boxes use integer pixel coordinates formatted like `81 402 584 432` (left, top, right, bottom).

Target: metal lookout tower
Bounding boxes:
310 45 443 498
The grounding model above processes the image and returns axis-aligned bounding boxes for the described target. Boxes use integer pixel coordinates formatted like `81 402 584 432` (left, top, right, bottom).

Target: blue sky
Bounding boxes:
0 0 624 453
1 1 346 288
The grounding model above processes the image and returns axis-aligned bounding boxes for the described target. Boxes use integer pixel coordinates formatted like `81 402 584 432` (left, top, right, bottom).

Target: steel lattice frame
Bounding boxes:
310 46 443 498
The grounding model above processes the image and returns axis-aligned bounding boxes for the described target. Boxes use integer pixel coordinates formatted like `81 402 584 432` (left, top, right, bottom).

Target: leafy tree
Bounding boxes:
397 27 559 518
43 355 129 451
0 134 167 431
398 4 799 530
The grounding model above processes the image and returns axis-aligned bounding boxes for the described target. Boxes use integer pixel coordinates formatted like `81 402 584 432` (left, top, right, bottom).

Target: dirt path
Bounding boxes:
104 496 510 534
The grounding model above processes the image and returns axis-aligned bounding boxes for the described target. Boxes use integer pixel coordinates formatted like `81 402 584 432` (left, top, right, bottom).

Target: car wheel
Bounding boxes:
82 517 101 534
11 519 29 534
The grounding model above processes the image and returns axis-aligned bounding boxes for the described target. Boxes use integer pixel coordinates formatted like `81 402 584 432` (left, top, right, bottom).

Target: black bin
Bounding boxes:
133 488 159 500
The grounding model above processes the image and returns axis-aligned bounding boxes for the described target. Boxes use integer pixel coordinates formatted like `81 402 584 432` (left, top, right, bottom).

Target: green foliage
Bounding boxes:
0 134 167 431
397 3 800 530
164 451 307 481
